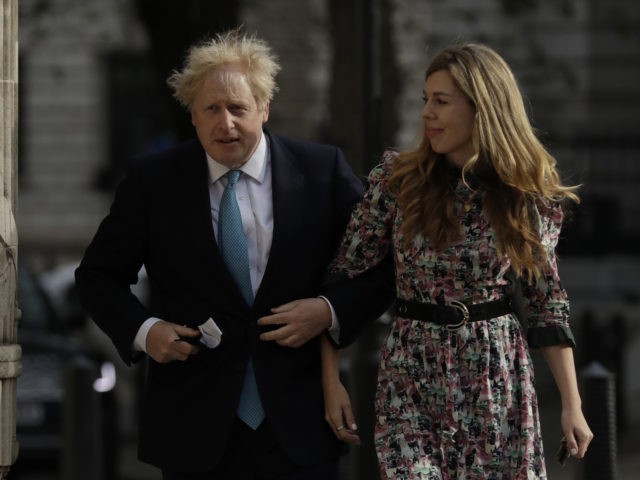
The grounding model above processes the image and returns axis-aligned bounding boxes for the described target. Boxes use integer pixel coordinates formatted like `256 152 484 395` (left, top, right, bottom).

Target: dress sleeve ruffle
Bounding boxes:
527 325 576 349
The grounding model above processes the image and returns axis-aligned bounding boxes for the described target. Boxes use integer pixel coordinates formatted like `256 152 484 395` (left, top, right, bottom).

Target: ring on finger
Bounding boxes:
336 425 344 431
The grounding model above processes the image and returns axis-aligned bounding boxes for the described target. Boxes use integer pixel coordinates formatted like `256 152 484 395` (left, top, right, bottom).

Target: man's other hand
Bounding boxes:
146 321 201 363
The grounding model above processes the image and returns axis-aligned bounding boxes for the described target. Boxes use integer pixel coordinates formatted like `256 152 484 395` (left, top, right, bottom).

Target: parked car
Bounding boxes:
12 260 117 479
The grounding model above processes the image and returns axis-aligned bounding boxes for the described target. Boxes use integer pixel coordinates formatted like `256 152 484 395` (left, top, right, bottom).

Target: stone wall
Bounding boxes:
1 0 20 475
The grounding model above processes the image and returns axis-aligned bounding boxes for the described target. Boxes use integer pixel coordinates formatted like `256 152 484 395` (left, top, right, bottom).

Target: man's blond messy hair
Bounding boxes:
167 28 281 111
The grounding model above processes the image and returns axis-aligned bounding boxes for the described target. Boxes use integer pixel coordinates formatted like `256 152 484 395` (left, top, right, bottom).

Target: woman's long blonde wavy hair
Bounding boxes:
387 43 579 281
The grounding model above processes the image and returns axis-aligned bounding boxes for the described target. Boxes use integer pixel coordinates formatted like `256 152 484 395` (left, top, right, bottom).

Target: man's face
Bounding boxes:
191 66 268 169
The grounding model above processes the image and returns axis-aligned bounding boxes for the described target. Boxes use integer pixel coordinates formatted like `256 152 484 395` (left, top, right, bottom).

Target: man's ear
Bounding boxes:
262 102 270 123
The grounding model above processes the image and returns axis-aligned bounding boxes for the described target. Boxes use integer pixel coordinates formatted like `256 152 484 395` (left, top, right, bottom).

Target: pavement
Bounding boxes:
8 359 638 480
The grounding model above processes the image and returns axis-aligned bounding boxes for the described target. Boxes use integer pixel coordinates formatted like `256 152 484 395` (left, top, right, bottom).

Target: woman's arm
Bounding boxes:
541 345 593 458
320 334 360 445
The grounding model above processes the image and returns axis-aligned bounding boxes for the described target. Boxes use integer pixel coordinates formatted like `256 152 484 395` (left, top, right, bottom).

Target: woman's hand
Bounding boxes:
561 405 593 459
323 375 361 445
541 344 594 460
320 334 360 445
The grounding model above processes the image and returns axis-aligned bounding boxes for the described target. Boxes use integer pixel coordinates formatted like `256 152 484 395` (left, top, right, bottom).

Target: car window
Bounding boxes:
18 262 60 332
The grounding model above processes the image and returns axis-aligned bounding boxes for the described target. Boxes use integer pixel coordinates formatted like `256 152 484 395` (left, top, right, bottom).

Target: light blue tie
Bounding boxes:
218 170 265 430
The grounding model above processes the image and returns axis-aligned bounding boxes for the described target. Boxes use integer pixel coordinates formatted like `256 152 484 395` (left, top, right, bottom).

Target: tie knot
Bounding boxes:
226 169 241 186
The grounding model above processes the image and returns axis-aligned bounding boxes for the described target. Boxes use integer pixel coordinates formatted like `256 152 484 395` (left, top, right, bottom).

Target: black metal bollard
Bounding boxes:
343 327 383 480
577 361 617 480
62 357 104 480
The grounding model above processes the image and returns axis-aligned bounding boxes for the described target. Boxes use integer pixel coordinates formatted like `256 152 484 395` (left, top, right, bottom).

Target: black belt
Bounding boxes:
393 298 513 331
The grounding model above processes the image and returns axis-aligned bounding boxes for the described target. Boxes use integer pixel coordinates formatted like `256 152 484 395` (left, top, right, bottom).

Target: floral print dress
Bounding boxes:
329 151 575 480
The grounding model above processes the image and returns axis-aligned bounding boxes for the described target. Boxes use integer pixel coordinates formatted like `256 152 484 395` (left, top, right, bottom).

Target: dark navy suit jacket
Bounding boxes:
75 130 393 472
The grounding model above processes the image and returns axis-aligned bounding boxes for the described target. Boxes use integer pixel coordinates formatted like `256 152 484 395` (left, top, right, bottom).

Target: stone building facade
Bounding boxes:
17 0 640 267
18 0 148 266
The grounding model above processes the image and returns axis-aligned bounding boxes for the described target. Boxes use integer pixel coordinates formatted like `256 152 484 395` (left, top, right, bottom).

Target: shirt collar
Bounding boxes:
207 132 269 185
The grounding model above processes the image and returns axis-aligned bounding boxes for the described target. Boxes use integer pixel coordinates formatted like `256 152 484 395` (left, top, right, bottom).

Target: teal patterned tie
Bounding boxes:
218 170 265 429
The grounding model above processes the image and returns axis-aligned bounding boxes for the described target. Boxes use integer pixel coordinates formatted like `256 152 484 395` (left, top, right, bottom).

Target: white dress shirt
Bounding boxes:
207 133 272 296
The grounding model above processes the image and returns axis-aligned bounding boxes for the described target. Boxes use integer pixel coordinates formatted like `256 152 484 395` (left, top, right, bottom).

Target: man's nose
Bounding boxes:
218 109 235 130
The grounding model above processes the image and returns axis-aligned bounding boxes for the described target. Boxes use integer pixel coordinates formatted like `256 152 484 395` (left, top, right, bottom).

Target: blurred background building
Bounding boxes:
12 0 640 478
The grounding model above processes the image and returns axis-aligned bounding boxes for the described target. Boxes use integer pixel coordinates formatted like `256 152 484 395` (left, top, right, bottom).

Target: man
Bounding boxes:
75 29 391 479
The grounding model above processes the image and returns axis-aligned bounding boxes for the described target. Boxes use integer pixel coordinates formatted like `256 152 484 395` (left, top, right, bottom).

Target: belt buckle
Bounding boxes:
445 300 469 331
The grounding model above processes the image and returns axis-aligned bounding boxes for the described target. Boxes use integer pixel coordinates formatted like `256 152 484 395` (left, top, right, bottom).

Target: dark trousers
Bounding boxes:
162 419 339 480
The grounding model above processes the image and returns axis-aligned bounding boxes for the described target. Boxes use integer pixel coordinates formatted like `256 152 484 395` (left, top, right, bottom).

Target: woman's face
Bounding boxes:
421 69 476 168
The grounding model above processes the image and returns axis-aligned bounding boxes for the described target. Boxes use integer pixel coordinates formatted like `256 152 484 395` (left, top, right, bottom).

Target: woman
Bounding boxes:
321 43 592 479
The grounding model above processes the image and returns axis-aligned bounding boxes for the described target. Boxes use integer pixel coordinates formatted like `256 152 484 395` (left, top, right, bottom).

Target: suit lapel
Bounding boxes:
175 142 249 309
253 133 306 306
176 142 218 258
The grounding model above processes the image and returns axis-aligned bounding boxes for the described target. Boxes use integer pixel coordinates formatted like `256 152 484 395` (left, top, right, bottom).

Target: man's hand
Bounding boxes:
258 298 332 347
146 320 201 363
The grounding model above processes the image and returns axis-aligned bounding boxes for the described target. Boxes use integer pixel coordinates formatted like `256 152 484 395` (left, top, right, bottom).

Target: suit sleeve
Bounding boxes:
322 254 394 347
75 163 153 365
